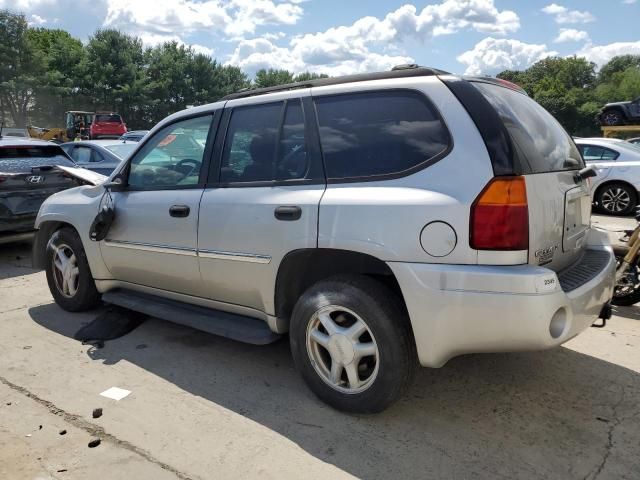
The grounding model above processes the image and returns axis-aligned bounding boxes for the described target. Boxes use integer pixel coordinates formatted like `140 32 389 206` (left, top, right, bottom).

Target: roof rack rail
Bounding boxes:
222 65 450 101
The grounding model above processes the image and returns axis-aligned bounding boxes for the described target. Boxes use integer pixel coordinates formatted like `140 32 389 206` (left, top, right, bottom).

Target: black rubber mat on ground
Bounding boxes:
74 307 147 348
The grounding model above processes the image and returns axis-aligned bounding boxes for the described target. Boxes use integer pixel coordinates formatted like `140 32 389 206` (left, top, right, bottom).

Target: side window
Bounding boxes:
277 100 308 180
220 102 281 183
91 150 105 163
220 100 309 184
128 115 213 189
72 146 92 163
314 91 450 180
601 147 619 160
581 145 618 161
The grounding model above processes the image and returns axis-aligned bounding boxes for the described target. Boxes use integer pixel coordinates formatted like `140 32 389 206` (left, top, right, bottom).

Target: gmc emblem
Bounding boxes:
26 175 45 184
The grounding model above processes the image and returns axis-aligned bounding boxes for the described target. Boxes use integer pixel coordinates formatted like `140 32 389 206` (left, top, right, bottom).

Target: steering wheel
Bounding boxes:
175 158 201 178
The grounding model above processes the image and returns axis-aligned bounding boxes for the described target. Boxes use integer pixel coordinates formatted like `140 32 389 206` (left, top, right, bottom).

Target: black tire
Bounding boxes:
596 182 637 216
45 227 101 312
289 274 416 413
601 110 625 126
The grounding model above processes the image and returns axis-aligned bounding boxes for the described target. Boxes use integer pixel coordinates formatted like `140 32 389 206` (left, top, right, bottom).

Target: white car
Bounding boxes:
33 67 615 413
575 137 640 215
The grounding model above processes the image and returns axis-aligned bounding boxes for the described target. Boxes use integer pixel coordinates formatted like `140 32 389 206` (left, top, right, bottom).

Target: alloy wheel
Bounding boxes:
601 187 631 214
306 305 379 394
52 243 80 298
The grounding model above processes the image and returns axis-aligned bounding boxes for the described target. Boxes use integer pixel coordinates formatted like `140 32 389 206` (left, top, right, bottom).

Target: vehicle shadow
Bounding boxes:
0 241 39 280
28 303 640 480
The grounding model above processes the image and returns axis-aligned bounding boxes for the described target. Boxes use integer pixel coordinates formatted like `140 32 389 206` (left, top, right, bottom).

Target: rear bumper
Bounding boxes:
0 189 60 233
389 242 615 367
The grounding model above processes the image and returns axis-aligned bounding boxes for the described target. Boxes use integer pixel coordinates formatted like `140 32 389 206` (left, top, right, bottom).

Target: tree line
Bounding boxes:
497 55 640 136
0 10 326 130
1 9 639 135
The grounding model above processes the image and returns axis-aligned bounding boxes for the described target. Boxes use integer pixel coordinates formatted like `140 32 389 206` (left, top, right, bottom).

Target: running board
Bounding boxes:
101 289 281 345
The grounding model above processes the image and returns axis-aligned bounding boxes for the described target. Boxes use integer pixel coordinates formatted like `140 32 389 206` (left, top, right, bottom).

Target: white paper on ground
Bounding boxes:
100 387 131 401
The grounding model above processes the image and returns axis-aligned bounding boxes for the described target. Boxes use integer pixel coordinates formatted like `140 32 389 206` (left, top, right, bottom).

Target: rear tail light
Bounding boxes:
470 176 528 250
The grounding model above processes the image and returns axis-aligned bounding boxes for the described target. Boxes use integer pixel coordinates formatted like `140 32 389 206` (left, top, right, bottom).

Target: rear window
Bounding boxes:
474 82 583 173
314 90 450 180
0 145 75 172
95 114 122 123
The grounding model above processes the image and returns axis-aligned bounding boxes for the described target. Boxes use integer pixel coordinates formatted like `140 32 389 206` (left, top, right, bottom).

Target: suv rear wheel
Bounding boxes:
289 275 416 413
45 227 101 312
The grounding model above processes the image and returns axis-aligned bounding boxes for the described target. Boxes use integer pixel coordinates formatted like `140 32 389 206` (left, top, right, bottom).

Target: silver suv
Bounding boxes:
33 66 615 413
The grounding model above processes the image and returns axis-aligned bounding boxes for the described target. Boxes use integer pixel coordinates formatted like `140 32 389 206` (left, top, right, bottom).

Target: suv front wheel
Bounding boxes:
45 227 101 312
290 275 416 413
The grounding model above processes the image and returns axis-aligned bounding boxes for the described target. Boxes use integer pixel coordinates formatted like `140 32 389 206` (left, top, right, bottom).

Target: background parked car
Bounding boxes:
119 130 149 142
628 137 640 146
598 97 640 126
0 137 78 240
575 137 640 215
89 113 127 139
61 140 137 175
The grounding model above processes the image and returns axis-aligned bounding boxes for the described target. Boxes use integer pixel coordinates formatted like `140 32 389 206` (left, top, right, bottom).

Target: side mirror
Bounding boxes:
103 176 124 192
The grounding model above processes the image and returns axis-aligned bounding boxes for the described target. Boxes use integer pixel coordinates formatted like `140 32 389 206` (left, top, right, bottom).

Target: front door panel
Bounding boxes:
100 190 204 294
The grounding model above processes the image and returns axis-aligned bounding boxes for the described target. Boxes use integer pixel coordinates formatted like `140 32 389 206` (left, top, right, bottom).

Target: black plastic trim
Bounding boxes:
440 75 516 176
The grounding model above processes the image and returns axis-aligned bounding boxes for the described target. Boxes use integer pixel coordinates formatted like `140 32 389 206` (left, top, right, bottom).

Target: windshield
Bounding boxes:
474 82 584 173
95 114 122 123
105 143 137 159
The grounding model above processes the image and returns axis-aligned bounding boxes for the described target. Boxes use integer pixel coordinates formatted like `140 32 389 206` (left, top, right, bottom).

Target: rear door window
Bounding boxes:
579 145 619 161
473 82 583 173
314 90 450 180
219 99 311 183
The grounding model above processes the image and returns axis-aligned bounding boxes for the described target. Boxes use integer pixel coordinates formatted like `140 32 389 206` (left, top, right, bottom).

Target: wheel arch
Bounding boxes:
275 248 410 327
32 220 81 269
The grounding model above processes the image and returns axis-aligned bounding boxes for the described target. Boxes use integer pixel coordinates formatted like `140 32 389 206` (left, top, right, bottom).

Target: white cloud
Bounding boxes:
622 0 637 4
554 28 589 43
542 4 595 24
28 14 47 25
457 37 557 75
0 0 54 8
103 0 302 38
577 41 640 68
228 0 519 76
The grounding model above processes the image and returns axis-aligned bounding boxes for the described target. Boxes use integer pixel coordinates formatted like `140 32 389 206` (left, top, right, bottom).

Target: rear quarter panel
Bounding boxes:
314 77 494 264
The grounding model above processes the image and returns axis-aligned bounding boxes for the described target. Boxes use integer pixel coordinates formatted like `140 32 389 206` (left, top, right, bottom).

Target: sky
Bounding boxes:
3 0 640 77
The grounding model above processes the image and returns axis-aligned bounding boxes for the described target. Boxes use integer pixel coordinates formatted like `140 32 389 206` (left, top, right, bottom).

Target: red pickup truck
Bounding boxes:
90 113 127 139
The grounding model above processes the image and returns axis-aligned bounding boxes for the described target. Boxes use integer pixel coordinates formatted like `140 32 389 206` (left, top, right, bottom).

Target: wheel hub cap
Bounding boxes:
306 305 379 394
328 334 355 365
52 243 79 298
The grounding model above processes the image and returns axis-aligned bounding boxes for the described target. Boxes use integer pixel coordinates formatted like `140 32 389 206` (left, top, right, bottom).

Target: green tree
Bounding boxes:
0 10 46 126
293 71 329 82
27 27 88 126
85 29 145 123
253 69 295 88
598 55 640 84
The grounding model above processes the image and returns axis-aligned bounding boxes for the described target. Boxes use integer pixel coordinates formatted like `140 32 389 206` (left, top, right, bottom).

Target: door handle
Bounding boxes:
274 205 302 221
169 205 190 218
